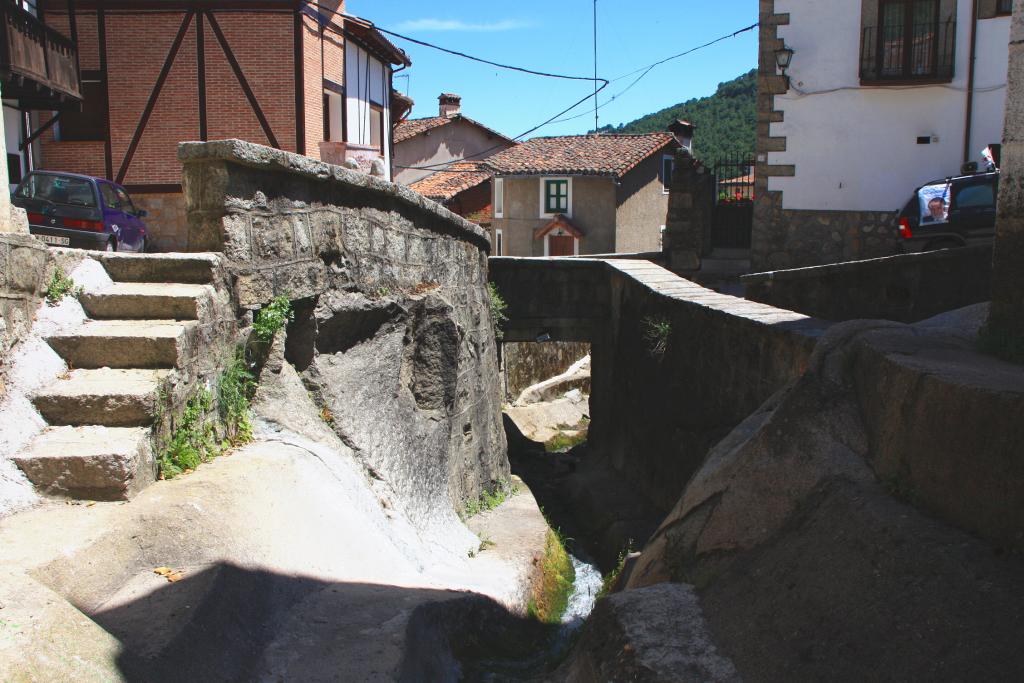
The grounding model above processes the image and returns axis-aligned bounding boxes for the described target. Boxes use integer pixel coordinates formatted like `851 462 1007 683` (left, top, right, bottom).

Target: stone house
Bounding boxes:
393 93 516 186
485 133 679 256
755 0 1011 270
13 0 409 251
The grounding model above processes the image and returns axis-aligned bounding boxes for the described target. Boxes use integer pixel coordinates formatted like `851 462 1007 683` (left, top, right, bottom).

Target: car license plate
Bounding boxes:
40 235 70 246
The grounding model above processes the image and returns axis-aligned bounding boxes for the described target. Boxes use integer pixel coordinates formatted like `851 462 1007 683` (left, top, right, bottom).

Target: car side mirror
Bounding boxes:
135 209 148 218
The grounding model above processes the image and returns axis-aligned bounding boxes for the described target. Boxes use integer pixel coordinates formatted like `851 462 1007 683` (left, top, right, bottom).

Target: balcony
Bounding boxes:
860 20 955 84
0 1 80 108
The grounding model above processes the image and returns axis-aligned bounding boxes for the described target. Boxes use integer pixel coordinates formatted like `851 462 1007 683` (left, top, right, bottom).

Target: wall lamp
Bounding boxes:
775 45 795 87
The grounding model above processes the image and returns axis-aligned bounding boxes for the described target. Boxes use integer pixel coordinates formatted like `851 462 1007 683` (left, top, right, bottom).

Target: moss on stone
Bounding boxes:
528 529 575 624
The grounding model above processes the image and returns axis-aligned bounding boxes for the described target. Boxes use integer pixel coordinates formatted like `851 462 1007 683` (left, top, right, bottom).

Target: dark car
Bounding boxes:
12 171 148 252
896 170 997 252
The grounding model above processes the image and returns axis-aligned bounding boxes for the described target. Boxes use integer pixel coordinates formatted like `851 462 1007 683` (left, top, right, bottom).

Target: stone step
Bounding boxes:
80 282 210 320
13 425 155 501
98 252 219 284
47 319 197 369
31 368 170 427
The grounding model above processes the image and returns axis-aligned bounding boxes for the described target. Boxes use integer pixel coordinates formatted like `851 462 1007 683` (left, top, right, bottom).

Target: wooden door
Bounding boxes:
549 235 575 256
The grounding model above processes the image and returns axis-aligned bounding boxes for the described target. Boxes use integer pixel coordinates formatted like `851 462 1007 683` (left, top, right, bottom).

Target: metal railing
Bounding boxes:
860 19 955 83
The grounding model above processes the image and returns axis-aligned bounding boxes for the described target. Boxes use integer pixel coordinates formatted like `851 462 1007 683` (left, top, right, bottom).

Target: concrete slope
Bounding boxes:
0 438 549 681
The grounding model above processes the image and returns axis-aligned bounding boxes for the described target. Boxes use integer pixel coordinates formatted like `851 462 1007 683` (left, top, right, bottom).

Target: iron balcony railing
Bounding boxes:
0 0 81 107
860 19 955 83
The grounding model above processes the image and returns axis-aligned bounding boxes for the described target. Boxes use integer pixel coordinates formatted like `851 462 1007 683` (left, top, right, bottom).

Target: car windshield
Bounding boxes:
16 174 97 208
918 181 951 225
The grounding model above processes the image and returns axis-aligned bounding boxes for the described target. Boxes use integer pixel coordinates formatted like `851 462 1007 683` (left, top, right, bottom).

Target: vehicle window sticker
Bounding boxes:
918 182 951 224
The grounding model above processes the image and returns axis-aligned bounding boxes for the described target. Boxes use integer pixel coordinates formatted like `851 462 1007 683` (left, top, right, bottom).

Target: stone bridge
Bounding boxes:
490 256 831 511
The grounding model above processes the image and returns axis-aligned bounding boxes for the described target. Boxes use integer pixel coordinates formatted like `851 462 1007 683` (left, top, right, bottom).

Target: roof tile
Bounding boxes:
484 133 677 178
409 162 493 202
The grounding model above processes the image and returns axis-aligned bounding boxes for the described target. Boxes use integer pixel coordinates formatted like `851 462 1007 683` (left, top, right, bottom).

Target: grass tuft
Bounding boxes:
642 316 671 357
463 479 519 518
597 542 634 599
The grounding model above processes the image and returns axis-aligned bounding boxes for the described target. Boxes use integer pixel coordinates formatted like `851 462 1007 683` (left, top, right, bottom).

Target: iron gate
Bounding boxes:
710 155 755 249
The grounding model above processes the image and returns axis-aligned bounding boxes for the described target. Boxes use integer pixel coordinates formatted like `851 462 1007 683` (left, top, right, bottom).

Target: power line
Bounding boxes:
553 22 760 127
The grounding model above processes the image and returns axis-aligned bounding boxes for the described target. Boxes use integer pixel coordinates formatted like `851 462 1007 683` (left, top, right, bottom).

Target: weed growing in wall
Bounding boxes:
597 541 634 599
159 348 256 479
253 295 293 343
158 388 218 479
217 348 256 445
642 316 672 358
44 266 83 305
488 282 508 341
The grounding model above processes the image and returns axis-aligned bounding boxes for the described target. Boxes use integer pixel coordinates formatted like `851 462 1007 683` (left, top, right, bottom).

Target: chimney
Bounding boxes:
439 93 461 118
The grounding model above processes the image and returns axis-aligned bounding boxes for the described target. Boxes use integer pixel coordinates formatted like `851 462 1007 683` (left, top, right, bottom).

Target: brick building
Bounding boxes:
15 0 409 250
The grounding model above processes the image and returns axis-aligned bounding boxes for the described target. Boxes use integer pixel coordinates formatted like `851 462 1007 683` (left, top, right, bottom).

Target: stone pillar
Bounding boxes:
662 150 713 273
987 0 1024 348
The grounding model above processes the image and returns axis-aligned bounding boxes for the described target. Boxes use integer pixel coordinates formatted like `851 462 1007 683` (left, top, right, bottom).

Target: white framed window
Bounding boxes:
539 177 572 217
495 228 503 255
661 155 674 193
494 177 504 218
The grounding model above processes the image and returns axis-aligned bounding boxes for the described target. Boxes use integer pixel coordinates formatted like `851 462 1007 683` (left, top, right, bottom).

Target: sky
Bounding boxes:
346 0 758 139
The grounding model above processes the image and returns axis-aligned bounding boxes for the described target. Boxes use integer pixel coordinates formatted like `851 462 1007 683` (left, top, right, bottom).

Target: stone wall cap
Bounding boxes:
177 139 490 251
741 244 993 284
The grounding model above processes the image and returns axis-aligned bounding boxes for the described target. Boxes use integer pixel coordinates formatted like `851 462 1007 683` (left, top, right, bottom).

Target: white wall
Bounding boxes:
769 0 1009 212
344 41 392 179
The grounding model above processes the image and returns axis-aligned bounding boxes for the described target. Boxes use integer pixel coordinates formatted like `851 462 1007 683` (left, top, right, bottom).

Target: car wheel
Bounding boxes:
925 239 961 251
106 239 117 253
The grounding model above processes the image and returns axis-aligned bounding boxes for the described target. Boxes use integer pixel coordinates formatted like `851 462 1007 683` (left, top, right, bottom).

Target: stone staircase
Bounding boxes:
13 255 223 501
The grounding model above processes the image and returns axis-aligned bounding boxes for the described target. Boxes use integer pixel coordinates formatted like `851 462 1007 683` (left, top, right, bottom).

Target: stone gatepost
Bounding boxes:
662 150 713 274
988 0 1024 348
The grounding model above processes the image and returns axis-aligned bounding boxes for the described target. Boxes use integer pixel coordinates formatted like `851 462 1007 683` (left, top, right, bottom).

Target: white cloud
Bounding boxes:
392 18 530 32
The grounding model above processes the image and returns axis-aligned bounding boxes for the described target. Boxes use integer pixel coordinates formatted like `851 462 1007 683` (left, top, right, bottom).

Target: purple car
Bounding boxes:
12 171 148 252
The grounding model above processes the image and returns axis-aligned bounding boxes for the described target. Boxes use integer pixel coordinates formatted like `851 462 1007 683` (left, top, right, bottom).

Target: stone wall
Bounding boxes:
491 256 829 512
500 341 590 403
180 139 508 513
743 244 993 322
0 235 50 401
661 150 714 272
132 192 187 253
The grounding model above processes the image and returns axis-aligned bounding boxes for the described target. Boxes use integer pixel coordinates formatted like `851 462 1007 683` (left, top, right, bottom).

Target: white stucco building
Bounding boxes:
753 0 1011 269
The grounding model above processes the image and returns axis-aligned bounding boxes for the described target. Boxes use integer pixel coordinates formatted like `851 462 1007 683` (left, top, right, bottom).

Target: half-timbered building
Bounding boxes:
17 0 408 249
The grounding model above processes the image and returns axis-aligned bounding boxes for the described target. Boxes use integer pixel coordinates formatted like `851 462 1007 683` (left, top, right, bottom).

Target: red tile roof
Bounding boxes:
484 133 677 178
394 114 514 145
409 162 493 202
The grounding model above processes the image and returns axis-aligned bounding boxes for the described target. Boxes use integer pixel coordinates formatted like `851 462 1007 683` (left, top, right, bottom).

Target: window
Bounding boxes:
59 71 107 142
953 184 995 210
494 178 504 217
7 153 21 186
100 183 119 209
543 178 569 215
495 228 503 256
860 0 955 82
115 187 137 215
661 155 674 193
370 104 384 152
997 0 1012 15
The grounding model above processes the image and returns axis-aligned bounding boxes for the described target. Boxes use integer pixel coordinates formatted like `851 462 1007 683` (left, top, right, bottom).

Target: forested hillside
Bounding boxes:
595 69 756 163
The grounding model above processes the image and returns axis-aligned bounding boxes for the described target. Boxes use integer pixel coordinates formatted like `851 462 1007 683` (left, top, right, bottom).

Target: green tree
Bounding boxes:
594 69 757 164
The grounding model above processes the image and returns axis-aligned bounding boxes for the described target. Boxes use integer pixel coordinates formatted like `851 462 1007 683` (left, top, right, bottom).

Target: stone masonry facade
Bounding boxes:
179 139 507 512
752 0 899 270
